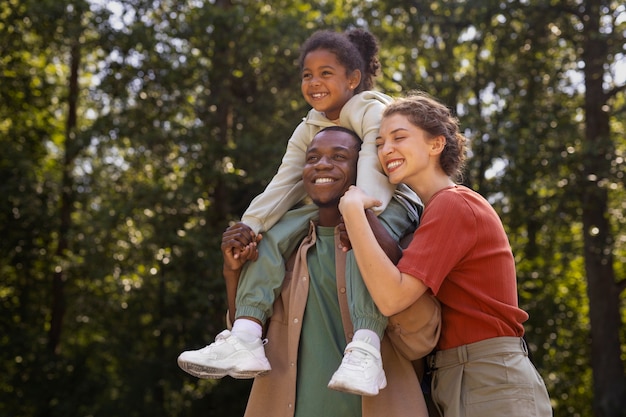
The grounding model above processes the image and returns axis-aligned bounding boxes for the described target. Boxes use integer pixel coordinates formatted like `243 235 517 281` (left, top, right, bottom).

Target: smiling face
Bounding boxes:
376 113 434 188
301 49 361 120
303 128 359 212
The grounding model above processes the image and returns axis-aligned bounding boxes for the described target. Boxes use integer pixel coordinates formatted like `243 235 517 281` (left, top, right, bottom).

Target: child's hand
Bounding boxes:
222 222 262 266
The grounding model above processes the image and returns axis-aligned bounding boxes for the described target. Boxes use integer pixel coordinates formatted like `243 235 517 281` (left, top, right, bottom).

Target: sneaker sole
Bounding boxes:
228 368 270 379
178 359 270 380
327 374 387 396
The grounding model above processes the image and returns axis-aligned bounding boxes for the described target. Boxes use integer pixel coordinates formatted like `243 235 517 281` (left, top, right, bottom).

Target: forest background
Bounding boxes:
1 0 625 416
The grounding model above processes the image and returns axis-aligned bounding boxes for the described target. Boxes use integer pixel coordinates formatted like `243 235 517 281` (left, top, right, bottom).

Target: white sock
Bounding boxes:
231 318 262 342
352 329 381 351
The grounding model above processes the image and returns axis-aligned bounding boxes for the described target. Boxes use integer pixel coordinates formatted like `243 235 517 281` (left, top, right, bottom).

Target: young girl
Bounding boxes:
178 29 422 396
338 92 552 415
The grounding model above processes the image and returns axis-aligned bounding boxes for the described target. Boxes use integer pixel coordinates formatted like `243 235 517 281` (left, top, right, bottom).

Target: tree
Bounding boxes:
363 0 625 415
572 1 626 415
2 0 624 416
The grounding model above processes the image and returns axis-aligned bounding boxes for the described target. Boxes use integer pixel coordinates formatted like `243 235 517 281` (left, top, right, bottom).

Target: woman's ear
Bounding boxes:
348 70 362 90
431 135 446 155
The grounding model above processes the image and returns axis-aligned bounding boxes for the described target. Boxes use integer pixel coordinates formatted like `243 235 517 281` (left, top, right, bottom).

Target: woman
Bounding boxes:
338 92 552 416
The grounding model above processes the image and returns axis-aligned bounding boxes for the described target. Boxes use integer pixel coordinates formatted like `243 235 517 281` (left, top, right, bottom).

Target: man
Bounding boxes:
219 127 441 417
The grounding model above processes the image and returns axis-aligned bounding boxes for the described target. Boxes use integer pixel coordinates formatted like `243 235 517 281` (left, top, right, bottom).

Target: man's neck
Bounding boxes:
317 207 341 228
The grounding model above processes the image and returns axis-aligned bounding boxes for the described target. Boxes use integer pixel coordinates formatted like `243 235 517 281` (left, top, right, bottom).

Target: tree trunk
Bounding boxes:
49 40 80 354
581 2 626 416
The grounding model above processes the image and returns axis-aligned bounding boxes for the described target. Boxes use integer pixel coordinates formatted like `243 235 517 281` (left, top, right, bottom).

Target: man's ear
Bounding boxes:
431 135 446 155
348 70 362 90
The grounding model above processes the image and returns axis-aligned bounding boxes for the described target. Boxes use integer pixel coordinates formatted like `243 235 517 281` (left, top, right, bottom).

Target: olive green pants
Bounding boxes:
235 194 420 338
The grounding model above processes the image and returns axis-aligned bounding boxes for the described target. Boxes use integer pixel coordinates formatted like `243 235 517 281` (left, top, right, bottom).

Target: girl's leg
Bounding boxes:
235 204 318 324
177 204 317 380
348 196 420 337
329 196 420 396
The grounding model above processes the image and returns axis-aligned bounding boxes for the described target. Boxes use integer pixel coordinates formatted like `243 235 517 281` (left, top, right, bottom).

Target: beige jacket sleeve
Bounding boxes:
339 91 396 215
240 121 318 234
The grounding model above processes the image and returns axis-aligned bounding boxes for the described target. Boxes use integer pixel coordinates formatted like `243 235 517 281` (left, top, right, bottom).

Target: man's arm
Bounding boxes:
365 209 402 264
223 266 240 326
221 224 260 324
339 209 402 264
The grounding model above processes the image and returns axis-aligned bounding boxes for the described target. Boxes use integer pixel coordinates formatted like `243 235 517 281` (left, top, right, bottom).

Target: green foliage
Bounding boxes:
1 0 624 416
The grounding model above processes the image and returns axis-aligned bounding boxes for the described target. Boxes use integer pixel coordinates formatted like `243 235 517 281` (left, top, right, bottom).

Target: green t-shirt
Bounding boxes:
294 226 361 417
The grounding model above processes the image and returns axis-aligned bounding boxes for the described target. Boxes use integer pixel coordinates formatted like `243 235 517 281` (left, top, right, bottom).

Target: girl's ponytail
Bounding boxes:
345 28 380 91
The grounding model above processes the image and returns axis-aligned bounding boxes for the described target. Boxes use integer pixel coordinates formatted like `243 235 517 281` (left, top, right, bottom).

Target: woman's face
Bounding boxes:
300 49 360 120
376 113 433 186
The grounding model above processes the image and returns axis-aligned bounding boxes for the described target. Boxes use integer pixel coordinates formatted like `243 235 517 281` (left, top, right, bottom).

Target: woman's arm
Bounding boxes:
338 209 402 264
339 186 428 316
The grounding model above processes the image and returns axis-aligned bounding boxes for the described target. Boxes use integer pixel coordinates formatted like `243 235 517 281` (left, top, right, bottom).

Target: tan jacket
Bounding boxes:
241 91 396 234
244 224 441 417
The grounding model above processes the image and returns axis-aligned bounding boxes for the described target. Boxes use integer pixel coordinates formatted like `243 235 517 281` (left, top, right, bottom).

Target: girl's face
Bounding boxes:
301 49 360 121
376 113 434 186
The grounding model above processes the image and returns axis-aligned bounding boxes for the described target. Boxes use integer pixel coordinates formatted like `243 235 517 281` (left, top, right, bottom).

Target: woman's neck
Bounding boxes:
409 174 455 205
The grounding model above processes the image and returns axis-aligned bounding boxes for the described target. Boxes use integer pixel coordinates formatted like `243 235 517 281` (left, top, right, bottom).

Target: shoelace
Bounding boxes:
344 348 371 365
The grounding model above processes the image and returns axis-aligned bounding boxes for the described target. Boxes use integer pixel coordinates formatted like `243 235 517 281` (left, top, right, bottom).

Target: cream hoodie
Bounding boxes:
241 91 396 234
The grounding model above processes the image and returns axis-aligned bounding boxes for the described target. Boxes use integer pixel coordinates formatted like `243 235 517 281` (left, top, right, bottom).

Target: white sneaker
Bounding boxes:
327 340 387 396
177 330 271 379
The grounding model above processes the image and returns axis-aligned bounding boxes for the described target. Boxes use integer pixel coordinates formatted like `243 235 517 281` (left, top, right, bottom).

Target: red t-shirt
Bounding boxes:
397 185 528 350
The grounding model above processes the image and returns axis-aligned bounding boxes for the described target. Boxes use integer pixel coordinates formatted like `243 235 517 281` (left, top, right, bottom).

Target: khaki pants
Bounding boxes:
430 337 552 417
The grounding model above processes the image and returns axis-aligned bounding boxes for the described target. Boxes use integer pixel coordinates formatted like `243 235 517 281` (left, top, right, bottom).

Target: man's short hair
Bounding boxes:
314 126 362 152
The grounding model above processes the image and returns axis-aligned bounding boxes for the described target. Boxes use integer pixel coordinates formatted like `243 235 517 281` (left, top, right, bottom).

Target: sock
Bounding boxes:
353 329 381 352
231 318 262 342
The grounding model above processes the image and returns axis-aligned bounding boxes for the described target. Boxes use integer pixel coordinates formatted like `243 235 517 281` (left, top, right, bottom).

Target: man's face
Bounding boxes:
303 129 359 208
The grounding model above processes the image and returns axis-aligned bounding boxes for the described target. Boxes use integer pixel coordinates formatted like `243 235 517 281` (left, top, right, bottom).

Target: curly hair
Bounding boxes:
298 28 381 93
383 92 467 181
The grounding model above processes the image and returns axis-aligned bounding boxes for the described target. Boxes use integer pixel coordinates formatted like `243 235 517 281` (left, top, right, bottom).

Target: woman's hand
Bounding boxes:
339 186 382 215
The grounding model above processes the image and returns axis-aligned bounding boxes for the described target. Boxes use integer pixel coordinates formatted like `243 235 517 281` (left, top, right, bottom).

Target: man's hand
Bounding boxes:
221 223 262 325
337 218 351 252
221 223 262 270
337 210 387 253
